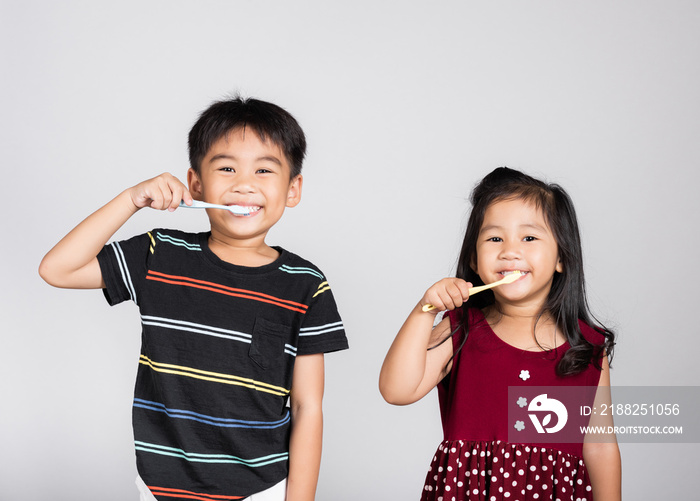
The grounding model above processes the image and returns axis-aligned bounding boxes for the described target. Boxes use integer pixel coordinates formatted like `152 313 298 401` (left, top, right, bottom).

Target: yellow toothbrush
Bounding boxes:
421 271 523 312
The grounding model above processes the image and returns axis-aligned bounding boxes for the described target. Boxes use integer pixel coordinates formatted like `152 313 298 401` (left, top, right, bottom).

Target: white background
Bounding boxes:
1 1 698 499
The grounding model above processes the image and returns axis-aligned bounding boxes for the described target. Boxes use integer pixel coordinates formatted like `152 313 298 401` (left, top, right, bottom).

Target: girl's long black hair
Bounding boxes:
450 167 615 376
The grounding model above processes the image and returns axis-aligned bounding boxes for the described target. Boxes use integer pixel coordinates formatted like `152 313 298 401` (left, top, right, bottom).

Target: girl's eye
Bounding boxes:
487 237 502 242
523 236 537 242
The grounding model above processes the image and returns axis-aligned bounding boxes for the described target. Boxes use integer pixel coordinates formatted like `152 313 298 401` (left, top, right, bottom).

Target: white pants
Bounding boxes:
136 475 287 500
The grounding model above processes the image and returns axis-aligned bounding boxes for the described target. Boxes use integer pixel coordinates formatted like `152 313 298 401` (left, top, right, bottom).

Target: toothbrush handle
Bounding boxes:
420 282 499 312
179 200 215 209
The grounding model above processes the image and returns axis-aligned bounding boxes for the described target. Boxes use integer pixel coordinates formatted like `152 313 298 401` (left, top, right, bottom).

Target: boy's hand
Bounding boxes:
420 278 472 314
128 173 192 212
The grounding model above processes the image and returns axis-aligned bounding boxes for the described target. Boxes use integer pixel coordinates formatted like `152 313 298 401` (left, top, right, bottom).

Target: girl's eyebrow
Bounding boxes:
479 222 548 233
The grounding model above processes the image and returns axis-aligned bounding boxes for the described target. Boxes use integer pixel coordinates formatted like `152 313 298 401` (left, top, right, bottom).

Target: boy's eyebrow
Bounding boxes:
208 154 283 166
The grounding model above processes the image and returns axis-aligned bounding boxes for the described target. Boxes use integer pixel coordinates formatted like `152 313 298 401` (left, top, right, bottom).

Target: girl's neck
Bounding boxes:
483 303 565 351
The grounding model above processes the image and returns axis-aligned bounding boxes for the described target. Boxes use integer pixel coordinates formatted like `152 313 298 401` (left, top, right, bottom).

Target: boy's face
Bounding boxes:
187 127 302 247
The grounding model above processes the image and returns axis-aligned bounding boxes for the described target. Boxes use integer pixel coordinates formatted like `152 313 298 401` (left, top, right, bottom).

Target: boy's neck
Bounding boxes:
207 234 280 267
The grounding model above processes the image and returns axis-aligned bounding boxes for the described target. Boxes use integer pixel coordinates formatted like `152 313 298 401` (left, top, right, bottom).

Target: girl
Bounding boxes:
379 167 621 500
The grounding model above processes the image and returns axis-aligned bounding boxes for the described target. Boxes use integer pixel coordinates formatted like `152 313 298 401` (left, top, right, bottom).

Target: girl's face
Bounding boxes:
473 198 563 310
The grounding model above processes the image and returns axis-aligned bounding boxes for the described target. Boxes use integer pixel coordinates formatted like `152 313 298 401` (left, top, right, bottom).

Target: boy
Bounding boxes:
39 96 348 500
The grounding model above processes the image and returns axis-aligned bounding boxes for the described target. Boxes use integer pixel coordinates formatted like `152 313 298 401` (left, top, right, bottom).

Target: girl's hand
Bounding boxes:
420 278 472 313
127 173 193 212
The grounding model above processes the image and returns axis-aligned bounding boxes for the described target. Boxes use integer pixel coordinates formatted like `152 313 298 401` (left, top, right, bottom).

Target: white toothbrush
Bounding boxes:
179 200 251 216
421 271 523 312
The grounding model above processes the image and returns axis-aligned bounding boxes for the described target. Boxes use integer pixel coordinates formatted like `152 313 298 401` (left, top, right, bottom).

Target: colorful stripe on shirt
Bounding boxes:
109 241 138 304
278 264 324 280
155 231 202 251
300 320 345 337
146 270 308 313
133 398 291 429
146 485 244 500
138 355 290 397
140 315 299 357
135 441 288 467
313 281 331 298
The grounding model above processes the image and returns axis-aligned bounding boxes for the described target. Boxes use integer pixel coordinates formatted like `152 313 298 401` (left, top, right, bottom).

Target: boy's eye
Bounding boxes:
219 167 235 172
256 168 273 174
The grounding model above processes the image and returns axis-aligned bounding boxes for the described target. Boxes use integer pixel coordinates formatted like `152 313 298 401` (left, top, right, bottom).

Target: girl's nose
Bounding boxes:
499 241 521 260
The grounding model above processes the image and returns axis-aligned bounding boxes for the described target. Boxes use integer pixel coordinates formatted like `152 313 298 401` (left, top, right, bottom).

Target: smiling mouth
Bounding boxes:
500 270 529 277
228 205 262 216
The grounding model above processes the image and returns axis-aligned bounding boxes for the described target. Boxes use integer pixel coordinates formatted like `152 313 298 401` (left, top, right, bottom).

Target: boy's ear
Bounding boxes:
286 175 303 208
187 168 203 200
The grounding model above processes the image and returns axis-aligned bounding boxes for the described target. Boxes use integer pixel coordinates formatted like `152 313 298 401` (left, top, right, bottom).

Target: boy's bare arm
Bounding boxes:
39 173 191 289
286 353 325 501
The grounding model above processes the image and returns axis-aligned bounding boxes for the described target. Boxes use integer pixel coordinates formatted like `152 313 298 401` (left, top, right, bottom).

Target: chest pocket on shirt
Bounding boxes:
249 317 289 370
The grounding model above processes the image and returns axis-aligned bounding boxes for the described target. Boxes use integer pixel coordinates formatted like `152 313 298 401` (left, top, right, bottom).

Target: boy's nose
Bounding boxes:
232 173 256 193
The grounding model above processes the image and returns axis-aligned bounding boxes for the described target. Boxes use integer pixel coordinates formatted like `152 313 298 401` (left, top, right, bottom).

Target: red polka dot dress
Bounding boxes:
421 308 604 501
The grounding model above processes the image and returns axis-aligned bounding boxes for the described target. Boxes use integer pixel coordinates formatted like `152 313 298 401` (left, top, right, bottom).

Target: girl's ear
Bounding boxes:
470 255 479 275
556 257 563 273
187 168 203 200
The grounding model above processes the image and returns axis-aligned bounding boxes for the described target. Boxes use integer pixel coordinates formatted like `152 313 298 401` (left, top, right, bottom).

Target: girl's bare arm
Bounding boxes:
378 278 471 405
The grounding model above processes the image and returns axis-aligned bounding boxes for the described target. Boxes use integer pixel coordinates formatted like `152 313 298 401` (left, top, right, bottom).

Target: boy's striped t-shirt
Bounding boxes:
97 229 348 500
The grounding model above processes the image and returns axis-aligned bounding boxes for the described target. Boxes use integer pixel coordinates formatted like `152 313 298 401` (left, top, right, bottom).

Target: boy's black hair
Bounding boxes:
188 96 306 179
446 167 615 376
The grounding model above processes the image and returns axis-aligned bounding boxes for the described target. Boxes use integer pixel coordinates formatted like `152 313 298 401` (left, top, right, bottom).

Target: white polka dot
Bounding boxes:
577 479 583 485
504 472 510 478
445 485 451 492
472 489 479 495
527 485 533 490
504 493 511 498
586 485 592 491
472 469 478 475
447 466 452 472
438 467 443 472
457 481 463 487
512 480 518 487
530 465 537 472
542 465 548 471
